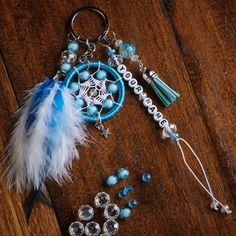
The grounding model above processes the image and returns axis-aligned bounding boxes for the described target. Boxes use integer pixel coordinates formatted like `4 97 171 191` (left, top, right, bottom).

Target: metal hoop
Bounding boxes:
69 6 110 43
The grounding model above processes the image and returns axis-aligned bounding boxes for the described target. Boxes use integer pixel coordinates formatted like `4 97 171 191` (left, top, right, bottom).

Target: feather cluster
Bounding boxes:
5 78 87 192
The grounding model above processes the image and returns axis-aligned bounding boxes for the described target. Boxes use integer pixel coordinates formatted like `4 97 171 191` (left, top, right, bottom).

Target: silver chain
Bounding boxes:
79 40 96 63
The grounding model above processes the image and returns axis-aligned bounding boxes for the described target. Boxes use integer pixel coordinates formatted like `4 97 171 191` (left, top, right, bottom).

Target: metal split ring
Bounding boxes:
69 6 110 43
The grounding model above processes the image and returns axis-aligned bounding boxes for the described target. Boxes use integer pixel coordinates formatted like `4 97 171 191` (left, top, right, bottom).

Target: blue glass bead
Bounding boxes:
128 199 138 208
119 208 131 219
96 70 107 80
103 98 113 109
80 71 90 81
170 133 179 141
118 189 128 199
108 47 116 56
141 173 151 182
68 40 79 52
117 168 129 179
106 175 118 186
87 105 98 115
119 42 136 59
107 83 118 94
124 185 133 194
60 62 72 73
76 97 85 108
69 82 79 92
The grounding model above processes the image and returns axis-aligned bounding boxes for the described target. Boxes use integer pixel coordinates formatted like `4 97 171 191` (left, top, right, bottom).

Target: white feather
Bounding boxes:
5 81 87 192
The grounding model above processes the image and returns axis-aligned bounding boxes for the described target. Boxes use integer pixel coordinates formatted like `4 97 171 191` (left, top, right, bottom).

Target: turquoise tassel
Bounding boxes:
143 69 180 106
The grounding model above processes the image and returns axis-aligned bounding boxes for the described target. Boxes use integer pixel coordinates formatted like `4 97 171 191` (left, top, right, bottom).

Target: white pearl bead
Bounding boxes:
159 118 169 128
117 64 127 74
134 85 143 95
139 92 147 101
123 71 132 81
143 97 152 107
153 112 163 121
148 105 157 115
128 78 138 88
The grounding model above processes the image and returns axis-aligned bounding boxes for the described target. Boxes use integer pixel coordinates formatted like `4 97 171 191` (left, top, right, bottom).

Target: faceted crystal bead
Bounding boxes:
61 50 77 63
94 192 110 208
115 39 123 47
161 123 177 140
85 222 101 236
103 219 119 235
131 54 139 62
104 204 120 219
78 205 94 221
69 221 84 236
108 54 123 67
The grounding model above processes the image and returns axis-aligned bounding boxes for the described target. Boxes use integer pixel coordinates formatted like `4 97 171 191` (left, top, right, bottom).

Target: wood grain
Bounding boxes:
0 0 235 235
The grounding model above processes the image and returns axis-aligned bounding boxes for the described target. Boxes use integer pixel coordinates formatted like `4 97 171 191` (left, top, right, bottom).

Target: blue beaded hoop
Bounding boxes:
64 61 125 122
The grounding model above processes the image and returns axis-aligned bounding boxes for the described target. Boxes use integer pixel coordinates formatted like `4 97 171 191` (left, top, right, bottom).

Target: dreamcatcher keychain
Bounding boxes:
4 6 231 223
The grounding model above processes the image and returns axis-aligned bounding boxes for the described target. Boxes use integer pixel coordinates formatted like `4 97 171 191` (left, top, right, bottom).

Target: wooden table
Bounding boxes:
0 1 235 235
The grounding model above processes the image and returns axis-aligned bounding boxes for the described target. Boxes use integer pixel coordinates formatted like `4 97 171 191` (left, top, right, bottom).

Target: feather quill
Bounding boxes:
5 77 87 192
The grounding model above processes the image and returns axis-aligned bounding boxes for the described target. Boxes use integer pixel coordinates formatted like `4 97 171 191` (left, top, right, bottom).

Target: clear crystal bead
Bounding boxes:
69 221 84 236
61 50 77 63
103 219 119 235
161 123 177 139
108 54 123 67
94 192 110 208
78 205 94 221
104 204 120 219
85 221 101 236
131 54 139 62
115 39 123 47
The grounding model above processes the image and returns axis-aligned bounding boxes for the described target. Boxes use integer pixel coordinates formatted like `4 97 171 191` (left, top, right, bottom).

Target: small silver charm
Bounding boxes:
95 122 111 138
100 128 111 139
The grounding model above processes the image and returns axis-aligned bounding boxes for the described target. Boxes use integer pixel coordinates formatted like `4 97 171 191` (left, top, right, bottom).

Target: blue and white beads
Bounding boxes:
119 208 132 219
106 175 119 187
117 168 129 179
96 70 107 80
119 42 136 59
141 173 151 183
108 83 118 93
118 185 133 199
69 82 80 92
116 64 170 130
68 40 79 52
128 199 138 208
80 71 90 81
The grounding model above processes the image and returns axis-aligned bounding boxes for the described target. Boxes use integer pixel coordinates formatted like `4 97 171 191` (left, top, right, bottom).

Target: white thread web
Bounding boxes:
72 62 122 121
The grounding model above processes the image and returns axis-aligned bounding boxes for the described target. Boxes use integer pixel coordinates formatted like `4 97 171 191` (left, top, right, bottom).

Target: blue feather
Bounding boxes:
25 78 55 133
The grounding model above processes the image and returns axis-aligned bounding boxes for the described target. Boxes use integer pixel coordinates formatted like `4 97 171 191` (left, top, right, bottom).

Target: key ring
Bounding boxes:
69 6 110 43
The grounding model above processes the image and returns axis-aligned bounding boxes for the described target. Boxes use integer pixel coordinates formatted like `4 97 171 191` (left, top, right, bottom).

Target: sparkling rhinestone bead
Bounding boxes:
85 222 101 236
69 221 84 236
141 173 151 182
119 42 136 59
78 205 94 221
61 50 77 63
108 54 123 67
103 219 119 235
95 192 110 208
104 204 120 219
115 39 123 47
